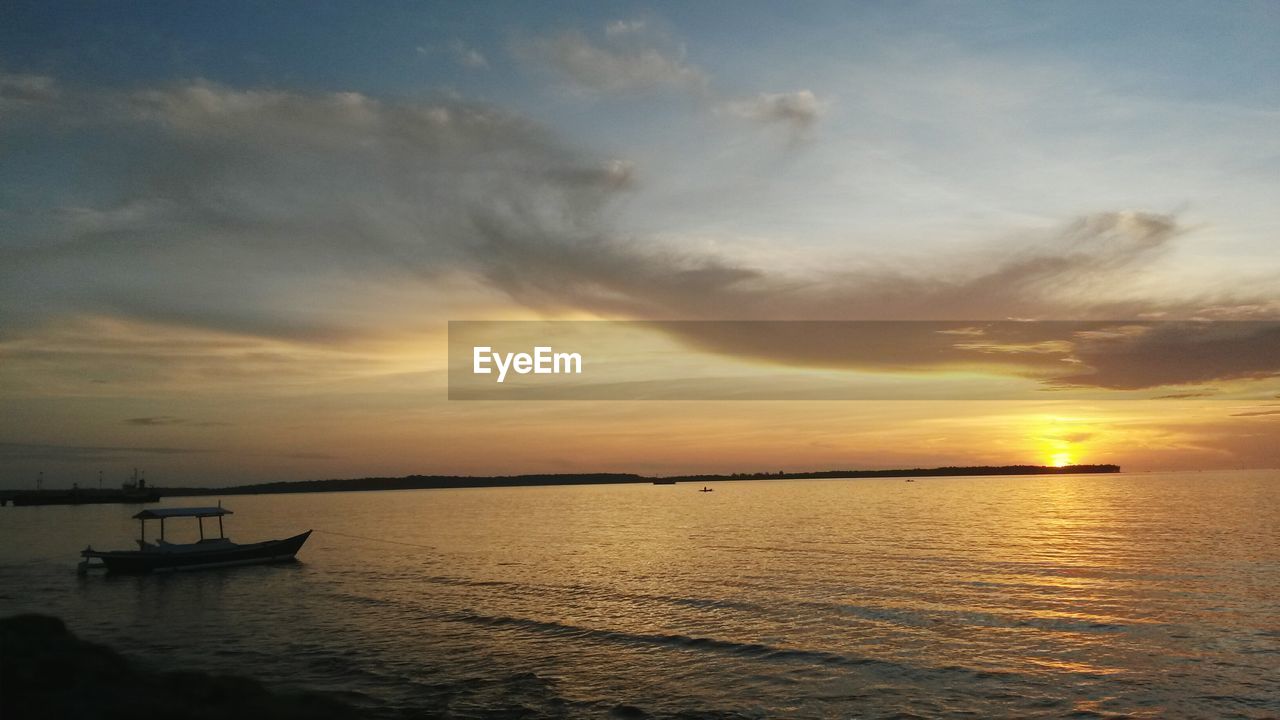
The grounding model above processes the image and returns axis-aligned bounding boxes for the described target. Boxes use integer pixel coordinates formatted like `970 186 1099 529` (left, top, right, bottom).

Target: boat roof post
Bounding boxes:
218 514 224 539
198 516 204 541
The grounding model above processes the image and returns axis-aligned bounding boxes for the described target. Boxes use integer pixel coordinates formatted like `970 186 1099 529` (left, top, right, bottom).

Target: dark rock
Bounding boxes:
1 614 364 720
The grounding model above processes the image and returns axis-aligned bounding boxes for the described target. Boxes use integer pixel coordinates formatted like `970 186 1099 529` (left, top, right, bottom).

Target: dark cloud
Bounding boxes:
125 416 184 426
649 320 1280 392
1055 322 1280 390
1231 408 1280 417
124 416 230 427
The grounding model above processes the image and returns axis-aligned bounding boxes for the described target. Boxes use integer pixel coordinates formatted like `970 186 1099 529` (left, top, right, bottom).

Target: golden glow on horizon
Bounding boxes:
6 315 1279 478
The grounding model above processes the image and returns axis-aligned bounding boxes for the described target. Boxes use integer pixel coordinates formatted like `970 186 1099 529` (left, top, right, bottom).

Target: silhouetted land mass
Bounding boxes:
672 464 1121 481
138 464 1119 498
1 614 362 720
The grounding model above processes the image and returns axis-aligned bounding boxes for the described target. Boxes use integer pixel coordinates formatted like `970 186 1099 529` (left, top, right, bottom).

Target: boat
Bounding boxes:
78 506 310 574
652 479 677 485
699 486 714 492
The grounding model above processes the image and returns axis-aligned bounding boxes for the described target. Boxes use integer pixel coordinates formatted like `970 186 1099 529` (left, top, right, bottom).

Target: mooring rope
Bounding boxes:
312 528 439 551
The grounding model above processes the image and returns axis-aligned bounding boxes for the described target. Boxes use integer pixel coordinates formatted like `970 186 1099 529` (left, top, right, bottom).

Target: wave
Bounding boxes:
445 609 1039 687
450 609 884 667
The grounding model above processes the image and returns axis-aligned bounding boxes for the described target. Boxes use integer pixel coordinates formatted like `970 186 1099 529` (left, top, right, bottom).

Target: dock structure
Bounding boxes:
0 488 162 506
1 470 161 506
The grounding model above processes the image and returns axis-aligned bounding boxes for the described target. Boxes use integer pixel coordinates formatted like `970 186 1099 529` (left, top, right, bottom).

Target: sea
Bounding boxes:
1 470 1277 719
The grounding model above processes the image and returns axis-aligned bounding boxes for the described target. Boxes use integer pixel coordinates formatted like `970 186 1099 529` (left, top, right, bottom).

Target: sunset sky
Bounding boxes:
2 1 1278 486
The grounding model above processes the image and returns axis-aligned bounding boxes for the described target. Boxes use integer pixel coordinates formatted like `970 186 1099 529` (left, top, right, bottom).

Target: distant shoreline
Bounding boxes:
0 465 1121 503
135 464 1119 499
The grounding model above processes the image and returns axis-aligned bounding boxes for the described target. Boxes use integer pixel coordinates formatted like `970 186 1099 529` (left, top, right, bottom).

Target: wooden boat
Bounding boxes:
78 506 310 574
699 486 714 492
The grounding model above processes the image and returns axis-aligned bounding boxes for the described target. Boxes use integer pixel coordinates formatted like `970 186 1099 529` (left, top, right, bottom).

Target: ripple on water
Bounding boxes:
0 471 1277 719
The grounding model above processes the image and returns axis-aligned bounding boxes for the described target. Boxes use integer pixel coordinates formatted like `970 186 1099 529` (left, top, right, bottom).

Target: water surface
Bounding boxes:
2 471 1277 718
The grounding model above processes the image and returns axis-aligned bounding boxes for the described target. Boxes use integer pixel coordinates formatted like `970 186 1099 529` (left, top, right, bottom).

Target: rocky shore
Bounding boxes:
0 614 364 719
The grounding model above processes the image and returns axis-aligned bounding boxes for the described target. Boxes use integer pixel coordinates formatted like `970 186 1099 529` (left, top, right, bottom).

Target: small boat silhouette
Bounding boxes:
699 486 714 492
78 506 309 574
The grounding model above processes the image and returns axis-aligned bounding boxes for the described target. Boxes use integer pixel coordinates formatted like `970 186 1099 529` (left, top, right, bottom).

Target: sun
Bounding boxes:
1050 452 1073 468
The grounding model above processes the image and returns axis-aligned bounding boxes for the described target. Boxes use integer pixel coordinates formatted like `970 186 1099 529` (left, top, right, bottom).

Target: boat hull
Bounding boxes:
82 531 311 574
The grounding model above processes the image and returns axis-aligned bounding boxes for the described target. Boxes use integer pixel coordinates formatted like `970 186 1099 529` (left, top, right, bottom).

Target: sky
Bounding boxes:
1 1 1278 486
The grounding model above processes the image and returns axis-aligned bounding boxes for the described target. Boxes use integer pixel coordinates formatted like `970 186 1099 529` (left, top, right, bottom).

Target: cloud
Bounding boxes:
1113 412 1280 469
1055 322 1280 390
1059 432 1095 443
650 320 1280 392
0 71 59 115
415 42 488 69
452 42 488 69
124 416 230 427
2 78 1277 397
1230 408 1280 417
517 30 708 95
1 81 642 342
125 416 185 426
605 20 647 37
721 90 826 131
615 210 1266 323
517 28 827 136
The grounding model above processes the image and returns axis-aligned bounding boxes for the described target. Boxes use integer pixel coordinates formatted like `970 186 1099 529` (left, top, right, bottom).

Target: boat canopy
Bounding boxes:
132 507 232 520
